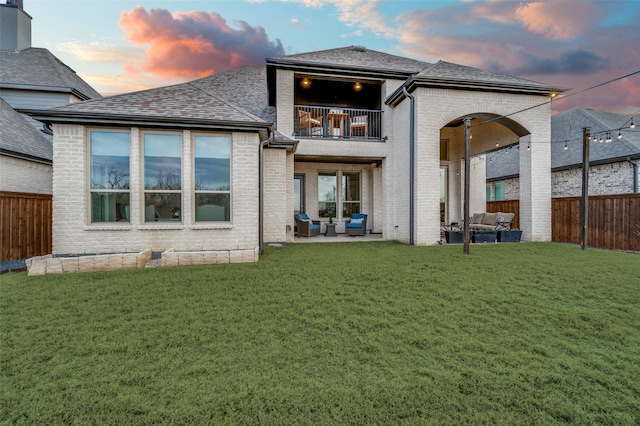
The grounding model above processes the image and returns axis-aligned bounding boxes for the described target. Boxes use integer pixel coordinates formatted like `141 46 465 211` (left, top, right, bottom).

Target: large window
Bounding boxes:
342 172 360 217
89 130 130 222
318 171 336 218
495 181 506 201
194 134 231 222
144 133 182 222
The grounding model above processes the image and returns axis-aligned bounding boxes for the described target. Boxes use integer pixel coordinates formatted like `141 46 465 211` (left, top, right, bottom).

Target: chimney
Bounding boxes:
1 0 32 51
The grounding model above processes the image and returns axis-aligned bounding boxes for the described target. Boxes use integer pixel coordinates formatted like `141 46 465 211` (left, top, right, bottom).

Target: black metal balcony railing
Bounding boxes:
294 106 383 140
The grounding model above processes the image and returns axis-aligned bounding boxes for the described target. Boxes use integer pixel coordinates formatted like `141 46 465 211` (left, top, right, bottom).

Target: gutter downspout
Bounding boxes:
402 87 415 245
628 157 639 193
259 127 275 255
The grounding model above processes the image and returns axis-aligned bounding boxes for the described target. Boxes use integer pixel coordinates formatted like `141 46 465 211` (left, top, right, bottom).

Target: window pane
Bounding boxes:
90 131 130 189
91 192 130 223
342 172 360 217
195 135 231 190
495 181 506 201
318 172 336 218
145 193 182 222
144 133 182 190
195 193 230 222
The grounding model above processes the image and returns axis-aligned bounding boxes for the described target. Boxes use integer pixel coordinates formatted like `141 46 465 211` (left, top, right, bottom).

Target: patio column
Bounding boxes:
519 133 552 242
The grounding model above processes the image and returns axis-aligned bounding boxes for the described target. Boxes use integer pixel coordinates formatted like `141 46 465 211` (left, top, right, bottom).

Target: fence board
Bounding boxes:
491 195 639 252
0 191 52 262
486 200 520 230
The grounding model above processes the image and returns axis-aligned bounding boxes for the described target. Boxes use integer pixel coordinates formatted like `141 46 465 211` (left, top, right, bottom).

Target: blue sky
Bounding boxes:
21 0 640 115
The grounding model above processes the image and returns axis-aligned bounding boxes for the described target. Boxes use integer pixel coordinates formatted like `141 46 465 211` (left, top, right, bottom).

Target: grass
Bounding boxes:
1 242 639 425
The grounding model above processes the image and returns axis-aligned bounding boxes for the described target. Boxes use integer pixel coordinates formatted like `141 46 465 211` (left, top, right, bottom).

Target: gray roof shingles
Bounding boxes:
417 60 556 90
269 46 430 74
49 80 266 124
0 48 101 99
1 97 52 161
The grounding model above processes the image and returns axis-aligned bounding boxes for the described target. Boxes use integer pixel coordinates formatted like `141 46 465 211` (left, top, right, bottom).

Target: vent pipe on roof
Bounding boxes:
352 45 367 52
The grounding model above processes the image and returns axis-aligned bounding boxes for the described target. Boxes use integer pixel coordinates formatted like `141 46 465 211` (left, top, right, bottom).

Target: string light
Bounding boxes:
617 131 622 140
564 141 568 150
631 118 635 129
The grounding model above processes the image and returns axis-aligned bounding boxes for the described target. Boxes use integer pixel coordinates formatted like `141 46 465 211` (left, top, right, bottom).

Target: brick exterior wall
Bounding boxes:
410 88 551 243
263 148 288 244
489 160 638 199
0 155 52 194
51 124 260 257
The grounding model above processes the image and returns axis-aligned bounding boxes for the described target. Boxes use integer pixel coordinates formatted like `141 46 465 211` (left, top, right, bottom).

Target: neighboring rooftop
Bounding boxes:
487 108 640 180
0 48 101 100
0 97 52 162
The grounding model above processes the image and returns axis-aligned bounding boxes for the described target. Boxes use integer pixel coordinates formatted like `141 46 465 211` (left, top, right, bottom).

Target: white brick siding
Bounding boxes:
263 148 288 244
51 124 260 257
0 155 52 194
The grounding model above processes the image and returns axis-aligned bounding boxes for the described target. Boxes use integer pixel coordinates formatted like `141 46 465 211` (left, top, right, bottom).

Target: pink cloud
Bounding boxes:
513 2 600 40
119 6 285 78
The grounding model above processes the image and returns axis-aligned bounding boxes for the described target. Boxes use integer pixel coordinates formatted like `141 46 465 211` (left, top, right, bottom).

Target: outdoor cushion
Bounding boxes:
481 212 497 225
347 219 363 228
309 224 320 231
296 213 311 222
471 213 484 224
351 213 366 220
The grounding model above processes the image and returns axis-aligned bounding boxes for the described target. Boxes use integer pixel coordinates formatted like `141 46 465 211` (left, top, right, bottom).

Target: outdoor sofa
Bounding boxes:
469 212 515 231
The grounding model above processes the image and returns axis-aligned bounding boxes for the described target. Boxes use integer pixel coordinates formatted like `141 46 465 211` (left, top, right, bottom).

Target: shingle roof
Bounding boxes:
270 46 430 74
190 66 275 123
48 80 266 123
417 61 556 91
0 97 52 162
0 48 101 100
487 108 640 180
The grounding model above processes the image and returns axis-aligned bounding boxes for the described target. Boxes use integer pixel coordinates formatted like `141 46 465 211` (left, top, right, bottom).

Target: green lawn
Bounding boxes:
1 242 639 425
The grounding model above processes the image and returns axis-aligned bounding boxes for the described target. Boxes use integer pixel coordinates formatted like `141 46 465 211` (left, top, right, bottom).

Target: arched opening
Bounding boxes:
439 113 530 225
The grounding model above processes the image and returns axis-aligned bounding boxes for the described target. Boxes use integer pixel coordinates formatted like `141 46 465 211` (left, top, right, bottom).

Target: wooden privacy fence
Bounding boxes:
486 200 520 230
0 191 52 263
488 194 640 252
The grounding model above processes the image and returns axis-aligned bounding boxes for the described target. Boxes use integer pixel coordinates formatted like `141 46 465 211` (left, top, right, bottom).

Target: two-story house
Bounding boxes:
26 45 563 267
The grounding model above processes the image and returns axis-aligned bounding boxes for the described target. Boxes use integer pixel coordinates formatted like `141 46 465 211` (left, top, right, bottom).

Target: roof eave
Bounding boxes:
0 83 96 100
386 77 568 106
0 148 52 165
21 110 272 133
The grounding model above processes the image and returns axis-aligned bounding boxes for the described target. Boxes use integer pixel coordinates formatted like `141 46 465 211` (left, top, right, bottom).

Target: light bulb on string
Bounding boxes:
631 118 635 129
599 135 604 143
563 141 568 150
617 131 622 140
606 133 612 143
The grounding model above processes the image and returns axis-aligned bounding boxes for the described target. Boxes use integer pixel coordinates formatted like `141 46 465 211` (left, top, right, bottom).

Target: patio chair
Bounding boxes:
345 213 367 236
349 115 368 138
294 213 321 237
298 109 323 137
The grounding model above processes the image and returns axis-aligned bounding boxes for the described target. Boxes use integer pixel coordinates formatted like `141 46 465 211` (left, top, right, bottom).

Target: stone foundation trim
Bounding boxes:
161 247 259 267
26 249 152 276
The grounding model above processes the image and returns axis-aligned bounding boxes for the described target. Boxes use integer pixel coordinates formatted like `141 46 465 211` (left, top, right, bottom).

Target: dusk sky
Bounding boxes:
22 0 640 115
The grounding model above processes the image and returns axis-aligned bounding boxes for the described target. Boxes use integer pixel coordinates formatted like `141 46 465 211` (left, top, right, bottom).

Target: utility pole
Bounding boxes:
581 127 590 250
463 117 472 255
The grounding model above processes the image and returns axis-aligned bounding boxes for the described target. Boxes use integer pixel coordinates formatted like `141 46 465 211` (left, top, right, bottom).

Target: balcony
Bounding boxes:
294 106 383 141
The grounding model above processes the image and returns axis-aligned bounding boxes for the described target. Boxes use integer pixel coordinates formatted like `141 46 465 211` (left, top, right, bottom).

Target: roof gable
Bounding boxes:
0 48 101 100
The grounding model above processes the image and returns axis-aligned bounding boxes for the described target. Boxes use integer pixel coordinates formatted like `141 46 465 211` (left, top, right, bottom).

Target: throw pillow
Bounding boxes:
350 218 363 225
